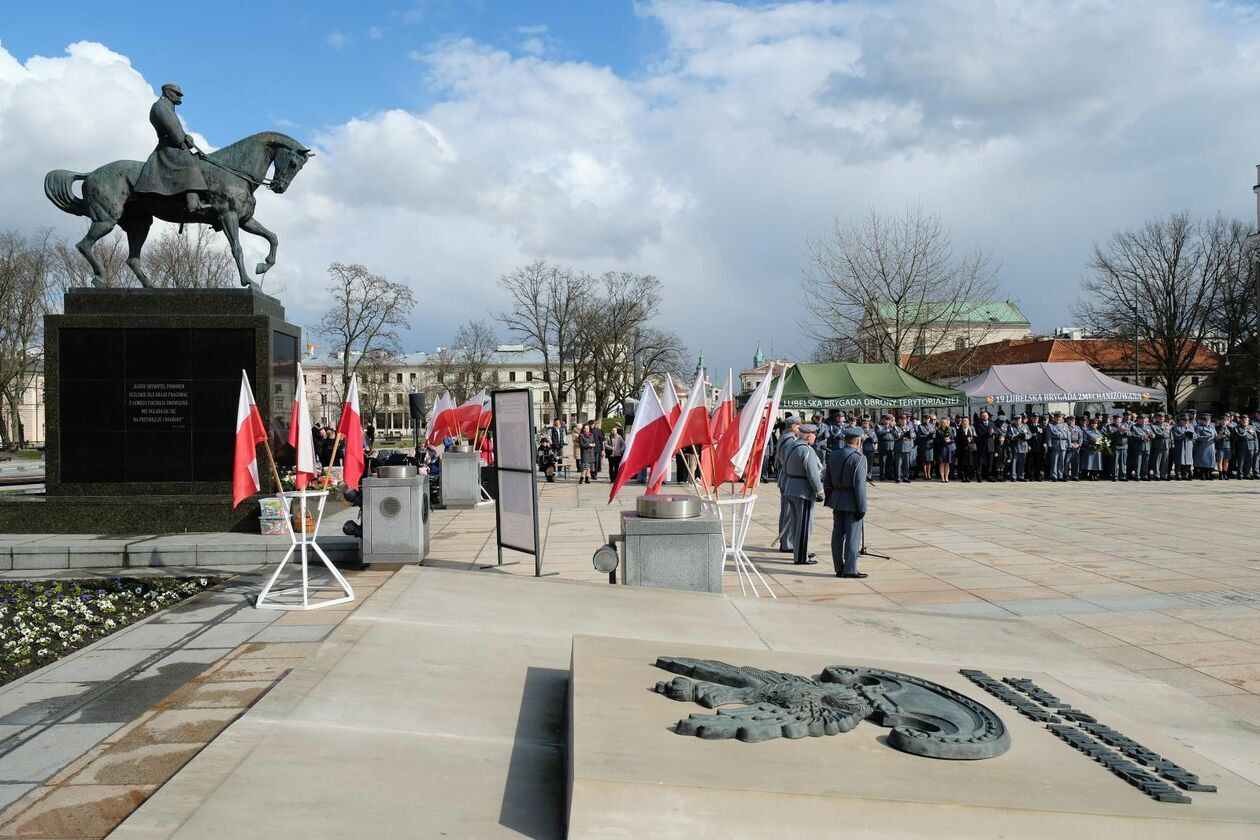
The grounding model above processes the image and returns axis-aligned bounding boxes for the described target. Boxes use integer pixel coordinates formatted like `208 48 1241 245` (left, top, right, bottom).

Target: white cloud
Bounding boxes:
5 2 1260 374
326 31 348 49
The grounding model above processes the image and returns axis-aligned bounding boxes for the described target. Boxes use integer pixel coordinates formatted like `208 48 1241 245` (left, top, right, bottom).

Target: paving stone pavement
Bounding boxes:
425 475 1260 723
0 567 395 839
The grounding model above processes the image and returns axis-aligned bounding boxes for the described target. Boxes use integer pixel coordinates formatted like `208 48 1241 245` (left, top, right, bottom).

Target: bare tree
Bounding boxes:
51 231 128 295
1073 212 1235 413
810 335 863 364
1207 218 1258 409
802 207 1000 371
498 260 588 420
0 231 55 447
451 319 499 401
354 349 399 428
315 262 416 394
135 226 237 289
425 346 459 404
574 272 686 419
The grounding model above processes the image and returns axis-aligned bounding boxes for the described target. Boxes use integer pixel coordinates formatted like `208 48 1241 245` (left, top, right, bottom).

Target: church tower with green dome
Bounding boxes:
753 344 766 368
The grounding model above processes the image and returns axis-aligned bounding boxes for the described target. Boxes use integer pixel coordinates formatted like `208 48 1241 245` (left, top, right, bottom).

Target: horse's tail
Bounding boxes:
44 169 90 216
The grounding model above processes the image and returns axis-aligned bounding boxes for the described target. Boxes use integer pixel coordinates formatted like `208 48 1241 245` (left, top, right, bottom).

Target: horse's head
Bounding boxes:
269 142 313 194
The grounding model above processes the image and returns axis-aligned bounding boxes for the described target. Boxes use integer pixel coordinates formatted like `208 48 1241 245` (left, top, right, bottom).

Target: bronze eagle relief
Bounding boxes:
652 657 1009 760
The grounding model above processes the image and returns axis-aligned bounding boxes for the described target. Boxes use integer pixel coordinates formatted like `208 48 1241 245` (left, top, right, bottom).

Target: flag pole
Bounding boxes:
323 432 343 489
259 433 285 498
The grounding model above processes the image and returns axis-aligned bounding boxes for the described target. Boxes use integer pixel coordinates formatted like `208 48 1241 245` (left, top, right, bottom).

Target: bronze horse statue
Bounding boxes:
44 131 312 290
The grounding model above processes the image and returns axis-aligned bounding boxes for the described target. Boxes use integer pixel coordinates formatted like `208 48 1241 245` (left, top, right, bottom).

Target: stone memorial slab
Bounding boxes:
567 635 1260 839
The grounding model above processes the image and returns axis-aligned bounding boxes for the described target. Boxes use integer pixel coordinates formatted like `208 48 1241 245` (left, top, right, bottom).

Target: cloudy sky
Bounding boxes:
3 0 1259 375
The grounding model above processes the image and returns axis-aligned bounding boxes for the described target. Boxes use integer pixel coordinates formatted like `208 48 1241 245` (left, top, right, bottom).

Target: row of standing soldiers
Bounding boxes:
770 408 1260 484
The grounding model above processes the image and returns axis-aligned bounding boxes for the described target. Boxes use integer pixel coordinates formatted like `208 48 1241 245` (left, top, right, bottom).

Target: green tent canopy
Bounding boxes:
777 362 964 411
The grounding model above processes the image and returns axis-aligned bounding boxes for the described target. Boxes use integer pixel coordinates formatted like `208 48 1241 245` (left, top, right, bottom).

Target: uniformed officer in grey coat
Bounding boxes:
784 424 824 565
1046 411 1070 481
876 416 898 481
1008 416 1032 480
894 415 916 483
1108 413 1130 481
1066 415 1083 480
825 427 868 578
860 419 877 482
1193 413 1217 479
1130 415 1153 480
775 416 802 553
1172 414 1195 479
1149 412 1172 480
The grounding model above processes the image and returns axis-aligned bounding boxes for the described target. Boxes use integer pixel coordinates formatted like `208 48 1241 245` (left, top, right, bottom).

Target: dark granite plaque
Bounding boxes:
0 288 302 534
59 327 251 485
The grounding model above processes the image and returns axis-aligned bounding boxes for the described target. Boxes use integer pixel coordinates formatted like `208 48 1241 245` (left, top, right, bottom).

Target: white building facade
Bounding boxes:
300 345 599 436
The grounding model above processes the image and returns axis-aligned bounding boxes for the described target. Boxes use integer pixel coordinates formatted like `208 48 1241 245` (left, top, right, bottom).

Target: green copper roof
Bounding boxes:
872 300 1029 325
753 343 765 367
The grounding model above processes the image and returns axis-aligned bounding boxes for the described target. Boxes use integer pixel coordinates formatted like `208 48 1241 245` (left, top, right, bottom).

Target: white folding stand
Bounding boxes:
256 490 356 611
704 493 777 599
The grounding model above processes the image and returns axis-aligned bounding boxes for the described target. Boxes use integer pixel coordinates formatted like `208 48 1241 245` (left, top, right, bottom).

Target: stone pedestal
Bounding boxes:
0 288 299 534
361 474 430 564
620 509 724 593
440 450 481 508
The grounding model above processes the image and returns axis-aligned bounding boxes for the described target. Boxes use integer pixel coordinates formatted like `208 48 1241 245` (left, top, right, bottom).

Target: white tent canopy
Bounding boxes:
957 361 1164 405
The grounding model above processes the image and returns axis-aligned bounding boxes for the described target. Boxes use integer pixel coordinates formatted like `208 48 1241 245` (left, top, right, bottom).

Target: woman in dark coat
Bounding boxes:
955 417 977 482
578 423 598 484
935 419 956 483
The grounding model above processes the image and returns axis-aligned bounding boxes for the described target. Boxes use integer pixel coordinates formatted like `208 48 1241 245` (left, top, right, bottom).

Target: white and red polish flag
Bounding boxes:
335 373 366 491
455 389 491 439
608 381 673 503
426 391 454 446
648 369 713 493
742 367 787 492
701 369 735 486
717 366 773 480
662 372 682 426
232 371 268 508
287 362 318 490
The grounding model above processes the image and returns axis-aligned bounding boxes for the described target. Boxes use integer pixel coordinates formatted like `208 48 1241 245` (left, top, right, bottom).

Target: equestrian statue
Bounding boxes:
44 83 312 290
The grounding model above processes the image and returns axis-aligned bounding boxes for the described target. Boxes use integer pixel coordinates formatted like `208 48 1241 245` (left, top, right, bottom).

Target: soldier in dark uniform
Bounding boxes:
974 410 996 481
1172 414 1195 480
134 83 210 215
1233 414 1258 479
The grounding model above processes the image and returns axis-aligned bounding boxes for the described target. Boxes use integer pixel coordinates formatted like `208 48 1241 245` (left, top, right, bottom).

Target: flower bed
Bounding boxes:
0 576 219 686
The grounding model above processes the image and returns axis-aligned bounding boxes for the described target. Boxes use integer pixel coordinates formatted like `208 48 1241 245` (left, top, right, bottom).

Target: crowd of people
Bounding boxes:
536 419 626 484
768 407 1260 484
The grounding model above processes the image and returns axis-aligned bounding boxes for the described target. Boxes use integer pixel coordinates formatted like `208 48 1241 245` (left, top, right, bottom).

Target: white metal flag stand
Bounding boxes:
704 493 777 599
255 490 355 611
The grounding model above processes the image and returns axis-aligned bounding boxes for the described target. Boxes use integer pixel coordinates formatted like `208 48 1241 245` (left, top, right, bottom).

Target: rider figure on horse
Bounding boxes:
134 83 211 216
